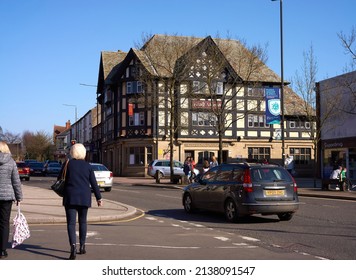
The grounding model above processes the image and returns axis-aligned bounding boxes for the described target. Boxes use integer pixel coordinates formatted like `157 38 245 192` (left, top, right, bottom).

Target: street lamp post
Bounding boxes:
272 0 285 166
63 104 78 122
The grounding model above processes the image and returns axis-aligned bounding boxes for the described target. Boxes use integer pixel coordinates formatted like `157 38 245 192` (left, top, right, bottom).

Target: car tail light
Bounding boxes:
243 169 253 192
292 176 298 193
110 172 113 178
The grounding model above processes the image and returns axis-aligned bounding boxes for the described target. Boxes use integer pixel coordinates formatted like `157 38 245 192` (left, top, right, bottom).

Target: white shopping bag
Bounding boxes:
12 205 30 248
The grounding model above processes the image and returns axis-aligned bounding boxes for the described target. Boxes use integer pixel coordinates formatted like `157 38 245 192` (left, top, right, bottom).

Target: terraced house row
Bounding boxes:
58 34 316 177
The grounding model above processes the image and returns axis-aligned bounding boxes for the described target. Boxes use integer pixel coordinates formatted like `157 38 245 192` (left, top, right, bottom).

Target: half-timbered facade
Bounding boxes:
96 35 315 177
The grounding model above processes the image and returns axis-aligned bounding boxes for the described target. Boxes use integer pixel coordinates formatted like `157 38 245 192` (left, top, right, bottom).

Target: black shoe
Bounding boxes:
69 244 76 260
0 250 8 259
79 244 86 255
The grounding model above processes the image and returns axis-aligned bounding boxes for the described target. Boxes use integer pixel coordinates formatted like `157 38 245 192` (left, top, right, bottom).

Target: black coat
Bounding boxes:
59 159 102 207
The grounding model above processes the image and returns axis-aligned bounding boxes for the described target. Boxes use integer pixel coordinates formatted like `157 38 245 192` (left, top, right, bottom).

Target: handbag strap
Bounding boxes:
62 160 69 180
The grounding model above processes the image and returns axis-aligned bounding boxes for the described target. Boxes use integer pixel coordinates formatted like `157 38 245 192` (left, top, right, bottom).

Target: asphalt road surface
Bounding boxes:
8 177 356 260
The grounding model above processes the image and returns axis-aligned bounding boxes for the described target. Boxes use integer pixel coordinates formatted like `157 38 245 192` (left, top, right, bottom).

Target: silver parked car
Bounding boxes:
182 162 299 222
90 163 113 192
147 159 199 183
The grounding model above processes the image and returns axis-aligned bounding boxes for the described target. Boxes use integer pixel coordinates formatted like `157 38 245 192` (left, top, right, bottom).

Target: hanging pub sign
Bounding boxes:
265 88 281 125
128 103 134 116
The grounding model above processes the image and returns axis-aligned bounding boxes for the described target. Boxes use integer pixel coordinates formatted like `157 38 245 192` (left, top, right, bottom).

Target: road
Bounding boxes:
9 177 356 260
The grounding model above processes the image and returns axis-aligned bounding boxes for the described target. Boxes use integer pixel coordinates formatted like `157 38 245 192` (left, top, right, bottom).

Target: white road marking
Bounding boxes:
214 236 230 242
240 236 260 242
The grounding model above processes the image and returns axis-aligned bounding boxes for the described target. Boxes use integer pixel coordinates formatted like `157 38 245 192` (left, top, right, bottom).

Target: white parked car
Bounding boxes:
147 159 199 183
90 163 113 192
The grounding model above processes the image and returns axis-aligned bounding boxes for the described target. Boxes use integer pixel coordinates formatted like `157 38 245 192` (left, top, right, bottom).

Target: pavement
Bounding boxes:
11 177 356 225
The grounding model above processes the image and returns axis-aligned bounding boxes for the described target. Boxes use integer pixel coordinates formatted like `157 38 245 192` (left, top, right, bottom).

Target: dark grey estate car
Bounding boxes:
182 162 299 222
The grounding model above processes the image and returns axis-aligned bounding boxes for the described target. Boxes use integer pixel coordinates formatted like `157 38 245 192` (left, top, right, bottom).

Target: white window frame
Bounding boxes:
127 82 132 94
129 112 145 126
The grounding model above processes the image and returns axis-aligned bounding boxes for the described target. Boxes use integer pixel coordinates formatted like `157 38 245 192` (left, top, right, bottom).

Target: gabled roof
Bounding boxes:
140 34 282 83
99 34 311 116
97 51 127 92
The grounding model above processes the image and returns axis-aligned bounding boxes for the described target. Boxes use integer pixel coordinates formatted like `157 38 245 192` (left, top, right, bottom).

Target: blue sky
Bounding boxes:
0 0 355 136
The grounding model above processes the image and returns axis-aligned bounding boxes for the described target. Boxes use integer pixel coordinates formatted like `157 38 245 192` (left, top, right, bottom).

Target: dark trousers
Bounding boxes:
0 201 12 251
65 206 88 246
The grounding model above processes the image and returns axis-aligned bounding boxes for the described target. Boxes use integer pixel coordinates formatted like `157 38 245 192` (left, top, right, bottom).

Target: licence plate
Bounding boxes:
265 190 285 196
97 181 104 186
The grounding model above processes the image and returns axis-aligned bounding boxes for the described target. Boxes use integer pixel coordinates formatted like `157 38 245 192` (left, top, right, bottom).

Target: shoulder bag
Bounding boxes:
50 160 69 197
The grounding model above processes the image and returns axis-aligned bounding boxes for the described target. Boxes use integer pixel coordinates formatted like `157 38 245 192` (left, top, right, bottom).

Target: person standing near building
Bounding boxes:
329 165 342 191
339 167 349 191
210 156 219 168
284 154 295 175
60 143 102 260
202 160 210 174
0 141 23 259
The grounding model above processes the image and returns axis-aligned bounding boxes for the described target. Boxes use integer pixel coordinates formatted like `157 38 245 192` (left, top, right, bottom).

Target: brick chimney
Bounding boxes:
66 120 71 129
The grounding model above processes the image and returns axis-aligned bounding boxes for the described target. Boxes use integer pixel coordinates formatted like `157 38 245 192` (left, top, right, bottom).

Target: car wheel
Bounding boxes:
25 177 30 181
278 213 294 221
224 199 239 223
183 193 195 213
104 187 112 192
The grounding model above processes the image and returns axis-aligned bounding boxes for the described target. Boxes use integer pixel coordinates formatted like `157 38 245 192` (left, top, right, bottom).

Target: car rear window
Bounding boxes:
251 167 291 182
91 164 109 171
17 162 27 168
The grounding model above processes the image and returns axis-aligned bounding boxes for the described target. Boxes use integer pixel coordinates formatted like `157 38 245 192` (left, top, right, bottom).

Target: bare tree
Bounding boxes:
293 45 341 185
176 36 268 162
22 130 54 161
338 26 356 71
335 27 356 116
133 34 269 180
134 34 199 181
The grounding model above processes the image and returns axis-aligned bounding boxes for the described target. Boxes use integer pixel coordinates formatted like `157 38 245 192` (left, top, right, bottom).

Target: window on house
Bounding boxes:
192 112 217 126
192 81 209 94
289 147 311 165
248 147 271 161
128 147 145 165
127 82 132 94
129 112 145 126
248 87 264 97
137 81 143 93
215 82 223 95
127 81 143 94
289 120 311 129
248 114 270 128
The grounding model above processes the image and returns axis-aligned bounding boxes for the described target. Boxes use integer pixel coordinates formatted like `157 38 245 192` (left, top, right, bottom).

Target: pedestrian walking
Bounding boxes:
0 141 23 259
183 157 192 184
189 157 197 183
60 143 102 260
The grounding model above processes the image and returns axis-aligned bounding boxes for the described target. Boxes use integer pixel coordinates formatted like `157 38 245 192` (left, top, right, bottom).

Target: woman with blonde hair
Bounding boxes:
0 141 23 259
59 143 102 260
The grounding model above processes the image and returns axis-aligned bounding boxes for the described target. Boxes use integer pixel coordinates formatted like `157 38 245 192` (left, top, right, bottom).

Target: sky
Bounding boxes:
0 0 355 136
